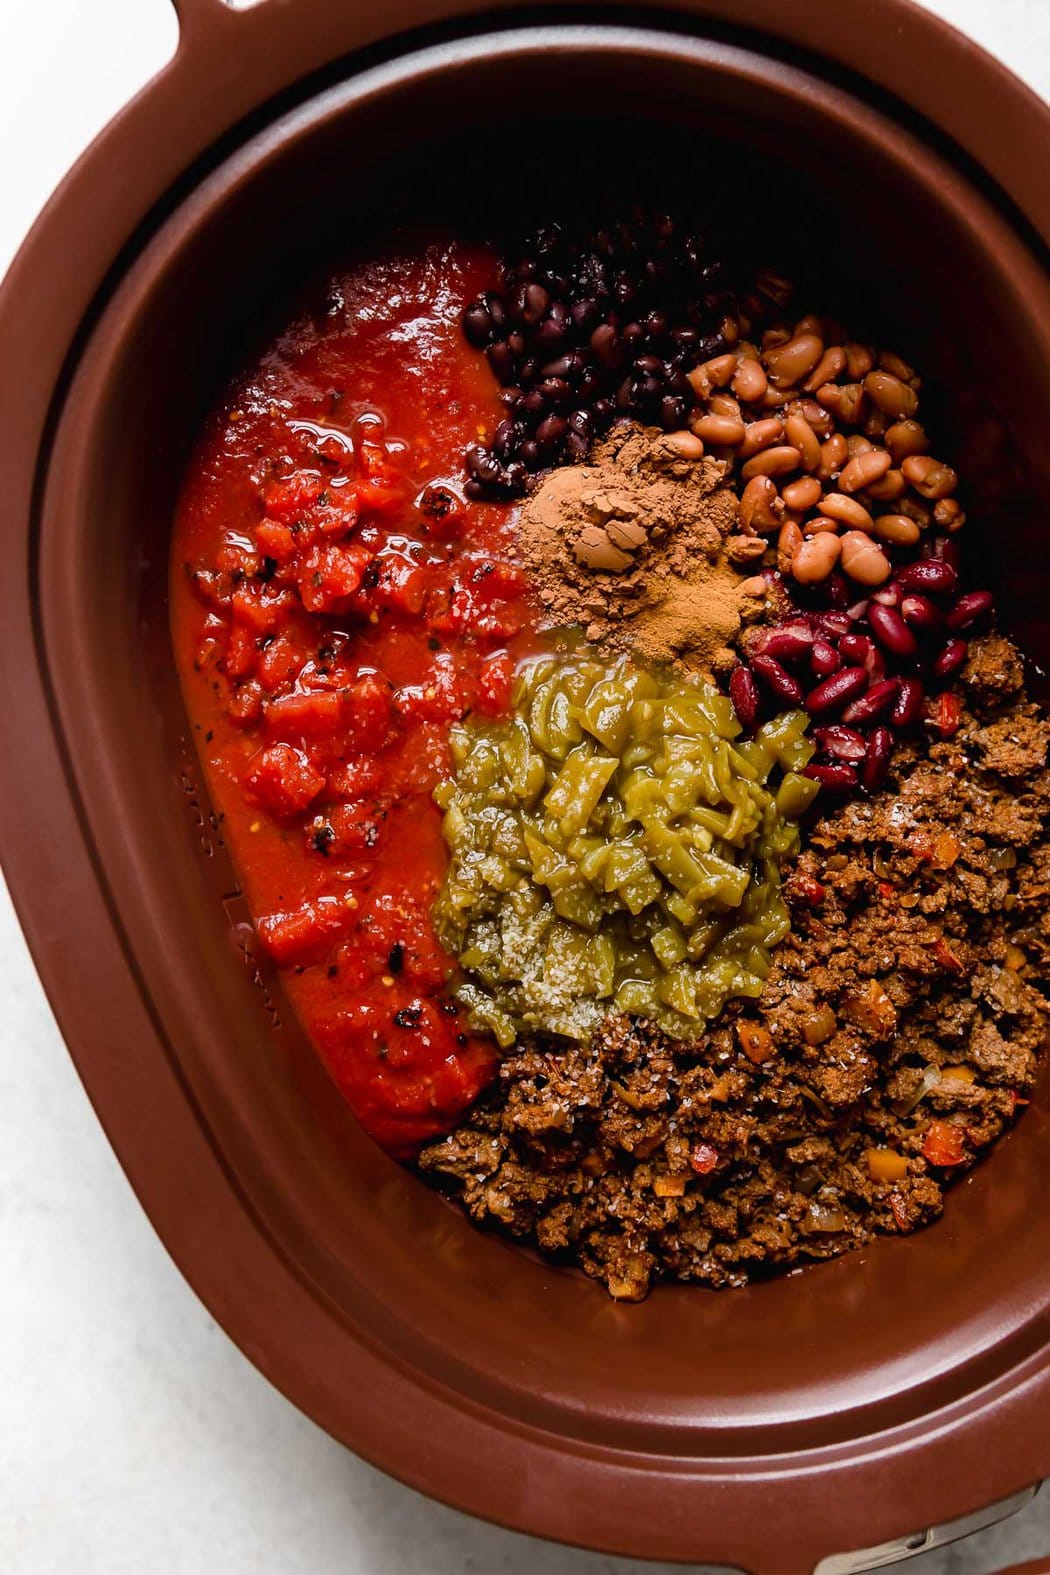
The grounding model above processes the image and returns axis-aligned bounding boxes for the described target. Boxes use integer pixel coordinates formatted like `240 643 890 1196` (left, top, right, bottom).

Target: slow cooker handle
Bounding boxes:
169 0 244 48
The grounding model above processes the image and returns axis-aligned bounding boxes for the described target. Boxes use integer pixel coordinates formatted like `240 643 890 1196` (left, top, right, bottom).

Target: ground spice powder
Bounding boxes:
516 423 759 673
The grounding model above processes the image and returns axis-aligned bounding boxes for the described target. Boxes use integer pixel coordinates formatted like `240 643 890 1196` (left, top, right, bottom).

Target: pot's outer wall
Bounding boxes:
1 7 1049 1575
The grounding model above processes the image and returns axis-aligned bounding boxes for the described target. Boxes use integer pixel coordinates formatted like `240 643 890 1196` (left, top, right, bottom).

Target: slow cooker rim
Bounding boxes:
0 6 1045 1568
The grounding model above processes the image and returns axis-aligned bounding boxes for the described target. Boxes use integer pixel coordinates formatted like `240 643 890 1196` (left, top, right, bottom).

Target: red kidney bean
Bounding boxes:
891 676 925 726
841 677 900 725
932 637 968 677
752 653 804 705
862 726 894 791
838 632 873 666
896 560 958 595
817 612 852 639
947 589 995 630
729 664 760 728
929 535 962 570
805 666 868 716
871 584 903 609
762 625 814 663
813 725 867 762
803 762 859 791
809 638 841 678
868 602 919 658
900 594 946 635
862 642 886 682
846 599 871 622
824 571 855 610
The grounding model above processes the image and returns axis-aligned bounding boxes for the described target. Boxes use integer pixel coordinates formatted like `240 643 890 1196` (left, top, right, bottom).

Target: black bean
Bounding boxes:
541 354 579 380
536 414 567 451
590 323 622 372
491 418 518 458
466 444 501 483
571 299 601 336
577 370 601 403
462 301 493 348
537 376 572 405
567 408 594 440
614 274 638 308
486 341 517 384
533 315 568 355
520 281 549 326
460 211 735 493
622 322 646 357
645 310 669 343
659 394 687 430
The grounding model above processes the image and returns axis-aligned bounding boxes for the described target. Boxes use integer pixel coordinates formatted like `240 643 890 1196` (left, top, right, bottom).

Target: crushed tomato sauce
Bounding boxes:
170 240 539 1156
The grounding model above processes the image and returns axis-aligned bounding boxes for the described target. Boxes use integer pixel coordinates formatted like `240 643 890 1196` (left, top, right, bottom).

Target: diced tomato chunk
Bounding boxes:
264 688 347 742
394 655 471 725
345 671 394 752
255 517 298 563
306 800 387 858
371 551 427 615
329 757 384 799
298 543 373 613
475 650 515 717
244 743 325 820
415 482 466 538
224 623 258 681
265 469 326 522
257 630 313 692
228 680 264 728
350 887 456 992
257 893 352 966
314 987 497 1155
231 581 294 635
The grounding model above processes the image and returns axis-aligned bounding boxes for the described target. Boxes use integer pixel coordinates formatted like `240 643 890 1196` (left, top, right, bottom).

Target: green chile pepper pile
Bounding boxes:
432 651 817 1045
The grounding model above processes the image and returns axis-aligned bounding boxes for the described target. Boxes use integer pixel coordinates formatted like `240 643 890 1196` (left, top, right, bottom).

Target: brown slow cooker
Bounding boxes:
1 3 1048 1571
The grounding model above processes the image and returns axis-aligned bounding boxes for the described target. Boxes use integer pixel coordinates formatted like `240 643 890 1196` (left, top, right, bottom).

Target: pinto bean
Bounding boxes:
839 531 891 585
791 533 841 584
783 412 822 472
863 370 919 418
838 449 892 494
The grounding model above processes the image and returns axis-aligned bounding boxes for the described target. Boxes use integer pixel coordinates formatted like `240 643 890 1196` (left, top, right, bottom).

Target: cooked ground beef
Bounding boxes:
419 636 1050 1299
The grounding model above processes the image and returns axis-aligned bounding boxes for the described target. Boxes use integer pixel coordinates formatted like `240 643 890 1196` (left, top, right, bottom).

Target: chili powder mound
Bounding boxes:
515 422 761 674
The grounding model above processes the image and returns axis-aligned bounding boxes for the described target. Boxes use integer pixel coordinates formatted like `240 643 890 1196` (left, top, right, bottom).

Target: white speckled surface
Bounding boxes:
1 4 1048 1571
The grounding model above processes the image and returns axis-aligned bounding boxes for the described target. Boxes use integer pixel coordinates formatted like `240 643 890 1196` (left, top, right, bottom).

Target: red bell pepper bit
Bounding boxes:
936 691 963 739
922 1118 967 1167
690 1142 720 1176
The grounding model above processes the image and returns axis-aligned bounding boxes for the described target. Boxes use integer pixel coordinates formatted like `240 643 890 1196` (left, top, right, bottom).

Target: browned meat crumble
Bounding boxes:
419 636 1049 1299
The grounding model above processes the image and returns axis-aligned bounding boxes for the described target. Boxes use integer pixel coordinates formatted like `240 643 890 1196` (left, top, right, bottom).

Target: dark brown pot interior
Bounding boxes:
15 23 1050 1574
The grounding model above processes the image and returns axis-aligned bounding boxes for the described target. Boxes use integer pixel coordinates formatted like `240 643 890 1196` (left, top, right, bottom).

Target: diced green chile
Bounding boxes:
433 652 814 1045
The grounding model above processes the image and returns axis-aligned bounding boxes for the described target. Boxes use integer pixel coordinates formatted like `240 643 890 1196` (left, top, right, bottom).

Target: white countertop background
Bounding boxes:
1 4 1048 1572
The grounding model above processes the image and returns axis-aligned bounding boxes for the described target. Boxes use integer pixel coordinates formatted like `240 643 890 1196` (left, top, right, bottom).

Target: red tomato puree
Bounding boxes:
170 239 537 1157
